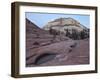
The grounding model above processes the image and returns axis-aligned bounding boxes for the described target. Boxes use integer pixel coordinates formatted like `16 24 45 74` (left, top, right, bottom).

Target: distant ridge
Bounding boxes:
43 17 88 32
26 18 48 34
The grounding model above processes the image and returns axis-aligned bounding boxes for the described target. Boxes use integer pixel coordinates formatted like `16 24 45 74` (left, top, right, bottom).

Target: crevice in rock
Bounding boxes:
34 52 57 65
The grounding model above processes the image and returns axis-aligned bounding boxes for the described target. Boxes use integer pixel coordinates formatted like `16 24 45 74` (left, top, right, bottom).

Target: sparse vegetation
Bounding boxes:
65 29 89 40
49 27 60 42
80 29 89 39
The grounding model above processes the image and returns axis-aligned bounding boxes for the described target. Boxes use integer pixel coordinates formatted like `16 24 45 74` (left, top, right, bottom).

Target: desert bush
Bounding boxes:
49 27 61 42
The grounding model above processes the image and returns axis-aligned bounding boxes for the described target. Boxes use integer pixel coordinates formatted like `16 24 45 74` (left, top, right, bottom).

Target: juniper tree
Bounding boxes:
49 27 59 42
71 29 79 40
64 29 71 38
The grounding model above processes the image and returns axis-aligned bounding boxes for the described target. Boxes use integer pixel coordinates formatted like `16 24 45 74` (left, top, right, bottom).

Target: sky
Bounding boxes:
25 12 90 28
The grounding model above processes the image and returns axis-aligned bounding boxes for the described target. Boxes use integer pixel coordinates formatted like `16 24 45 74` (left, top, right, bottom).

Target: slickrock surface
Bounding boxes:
26 18 89 67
